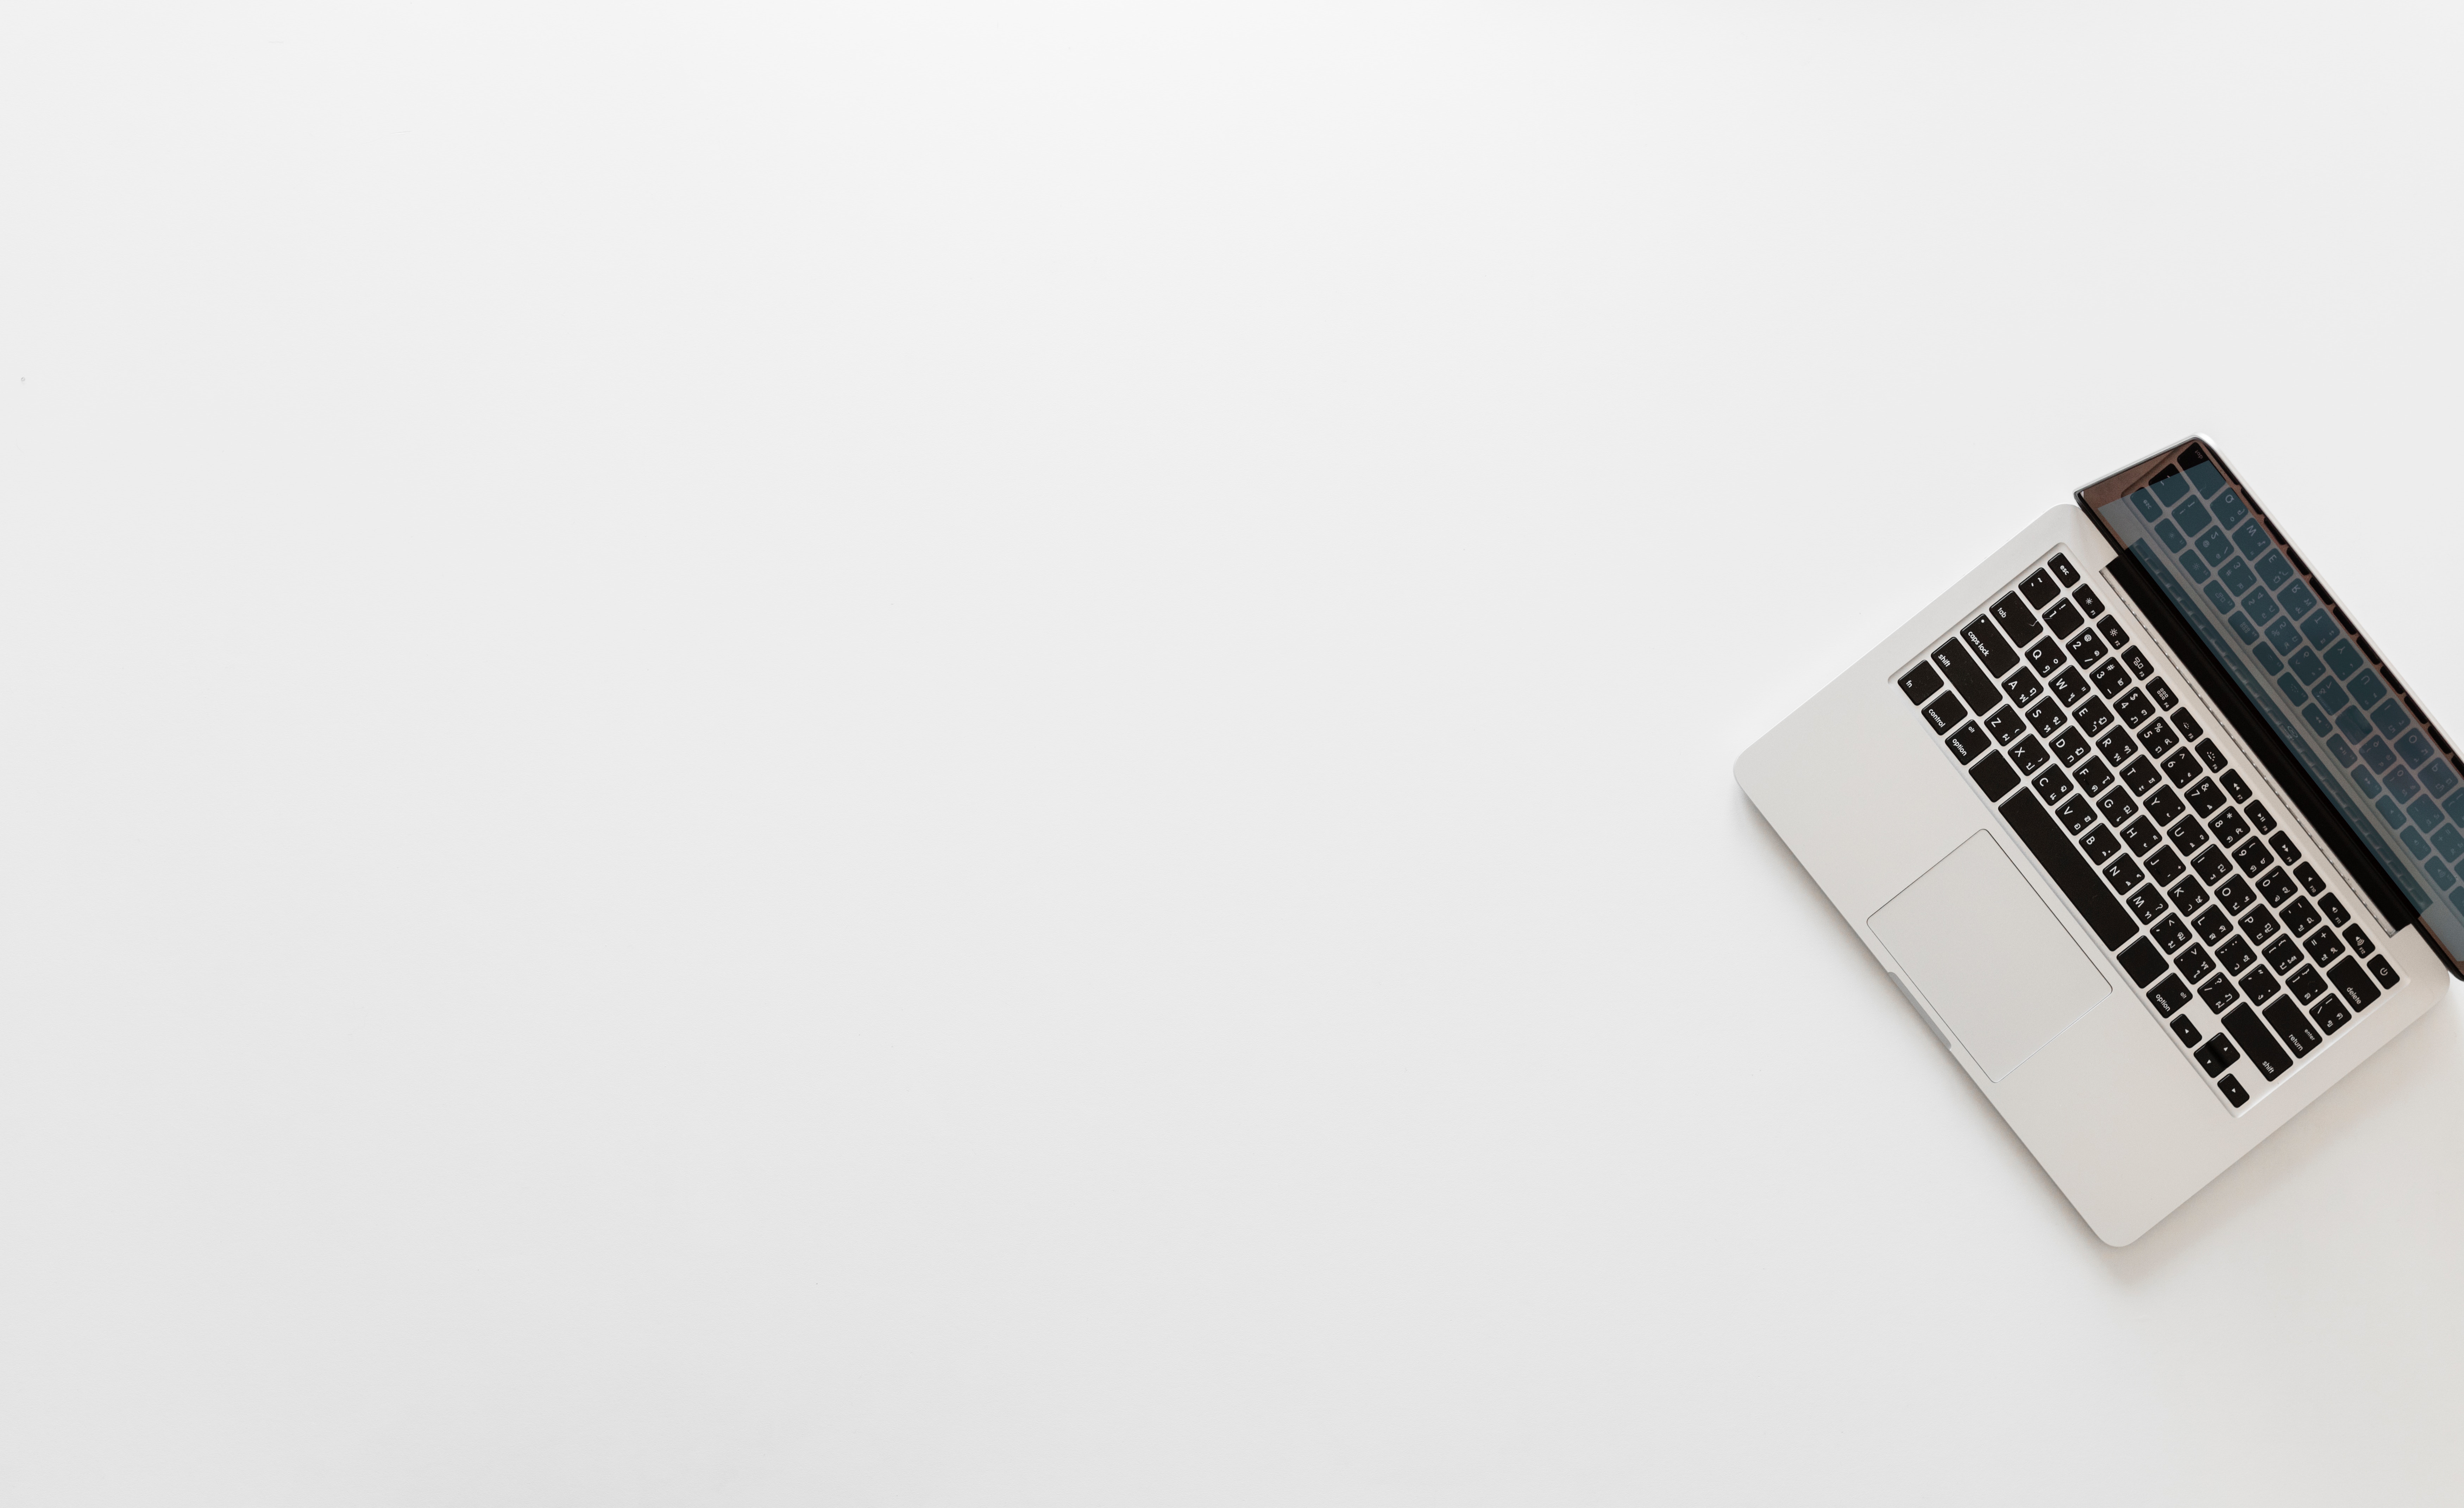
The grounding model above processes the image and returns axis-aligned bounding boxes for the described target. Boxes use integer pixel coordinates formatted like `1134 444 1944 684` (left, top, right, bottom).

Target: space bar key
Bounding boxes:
1996 788 2140 951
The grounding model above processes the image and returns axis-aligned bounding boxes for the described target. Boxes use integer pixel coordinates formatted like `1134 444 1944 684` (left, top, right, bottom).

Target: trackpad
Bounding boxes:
1869 831 2112 1082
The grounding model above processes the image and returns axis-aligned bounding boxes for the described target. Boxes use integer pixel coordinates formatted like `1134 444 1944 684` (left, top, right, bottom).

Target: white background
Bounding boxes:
5 2 2462 1503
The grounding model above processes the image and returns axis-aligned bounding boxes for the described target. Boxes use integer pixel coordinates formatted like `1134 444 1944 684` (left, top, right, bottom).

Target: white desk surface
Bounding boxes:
5 4 2461 1503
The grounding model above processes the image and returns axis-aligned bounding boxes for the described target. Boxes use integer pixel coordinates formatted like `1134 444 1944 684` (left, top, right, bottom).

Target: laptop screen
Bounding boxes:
2083 442 2464 969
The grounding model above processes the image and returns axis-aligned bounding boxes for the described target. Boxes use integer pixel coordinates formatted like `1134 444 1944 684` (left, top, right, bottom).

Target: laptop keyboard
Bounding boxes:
1896 551 2401 1110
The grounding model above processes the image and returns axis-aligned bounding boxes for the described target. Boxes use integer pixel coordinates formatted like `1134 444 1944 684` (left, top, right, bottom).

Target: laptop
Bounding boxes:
1736 438 2457 1245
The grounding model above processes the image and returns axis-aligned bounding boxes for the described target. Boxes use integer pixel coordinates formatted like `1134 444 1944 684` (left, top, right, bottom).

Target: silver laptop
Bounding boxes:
1737 439 2457 1244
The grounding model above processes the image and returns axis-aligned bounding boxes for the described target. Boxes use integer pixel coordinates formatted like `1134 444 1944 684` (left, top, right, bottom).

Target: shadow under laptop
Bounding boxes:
1735 788 2462 1269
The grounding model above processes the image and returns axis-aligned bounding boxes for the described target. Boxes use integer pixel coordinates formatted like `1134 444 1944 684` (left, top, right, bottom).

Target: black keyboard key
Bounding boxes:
1944 722 1992 764
2075 697 2114 737
2010 735 2049 775
2118 935 2167 986
2328 957 2381 1010
2294 862 2326 896
2262 998 2320 1058
2221 1004 2294 1081
2278 896 2319 934
2167 875 2209 913
2191 846 2231 885
2208 806 2249 849
2138 717 2179 759
1961 615 2020 677
1990 591 2044 648
2027 699 2067 737
2161 750 2202 788
2031 765 2074 804
2144 786 2185 824
2114 689 2155 729
2020 567 2061 607
2219 1072 2249 1106
2216 875 2256 914
2167 813 2209 852
2055 794 2096 834
2102 854 2145 894
2342 924 2372 958
2095 728 2137 764
1930 639 2004 717
1985 706 2027 745
2043 599 2086 640
2080 825 2122 864
2074 584 2105 617
2174 1015 2204 1048
2098 614 2128 649
2121 816 2162 856
2001 667 2043 706
2194 908 2234 949
1998 788 2141 949
2196 1031 2240 1075
2151 914 2192 953
2257 869 2299 908
2288 965 2328 1004
2220 770 2251 803
1969 750 2020 801
2090 660 2133 700
2148 974 2193 1015
1899 663 1946 704
2368 955 2400 991
2216 935 2256 975
2066 628 2108 669
2177 941 2216 982
2148 677 2179 710
2121 758 2161 797
1921 691 1967 733
2170 706 2201 739
2186 778 2227 817
2122 646 2155 679
2309 996 2352 1037
2076 758 2113 797
2244 966 2283 1006
2198 974 2239 1012
2026 640 2066 678
2049 667 2090 706
2268 832 2300 867
2232 838 2273 878
2303 926 2346 968
2127 884 2169 924
2049 553 2080 586
2049 727 2091 764
2096 788 2138 825
2262 936 2303 976
2195 739 2229 773
2144 842 2183 882
2319 894 2350 927
2245 800 2275 835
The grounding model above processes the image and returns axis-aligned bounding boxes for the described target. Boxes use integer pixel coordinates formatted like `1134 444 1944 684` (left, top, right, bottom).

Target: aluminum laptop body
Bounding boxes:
1737 440 2455 1245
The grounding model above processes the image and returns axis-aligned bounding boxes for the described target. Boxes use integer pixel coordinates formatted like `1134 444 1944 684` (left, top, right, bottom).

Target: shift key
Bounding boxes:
1932 638 2005 716
2221 1004 2294 1082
